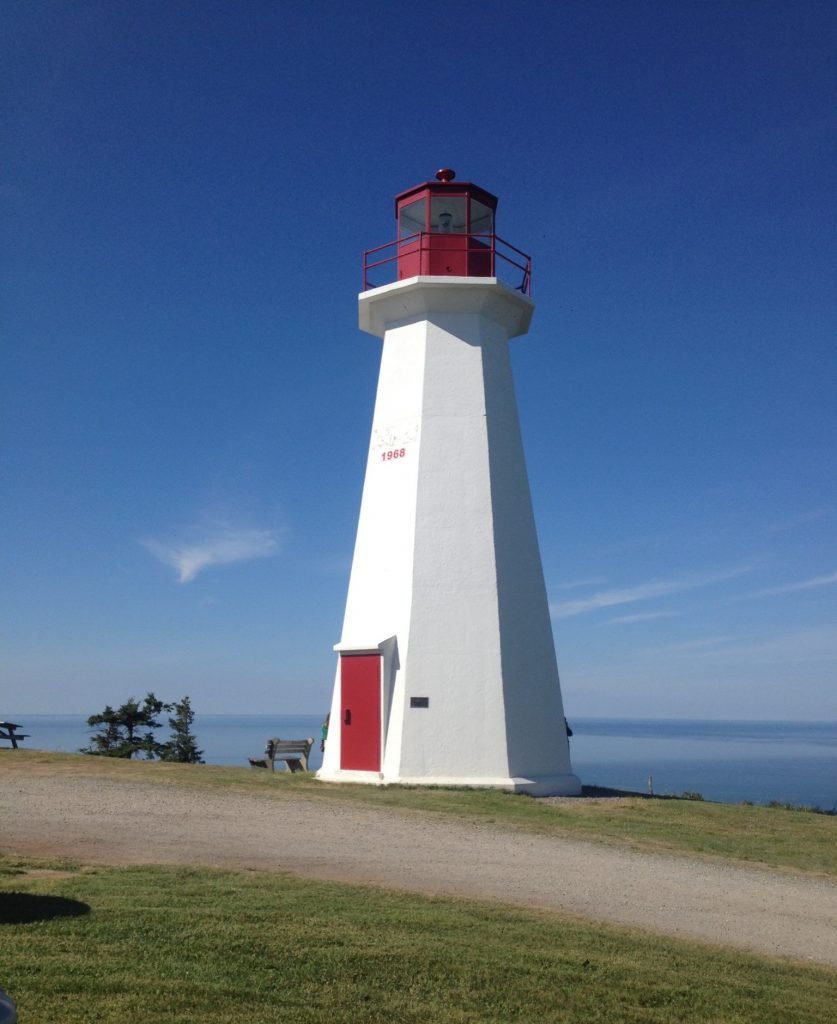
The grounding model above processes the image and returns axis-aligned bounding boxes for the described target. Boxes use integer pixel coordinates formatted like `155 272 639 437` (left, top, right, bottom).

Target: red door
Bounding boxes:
340 654 381 771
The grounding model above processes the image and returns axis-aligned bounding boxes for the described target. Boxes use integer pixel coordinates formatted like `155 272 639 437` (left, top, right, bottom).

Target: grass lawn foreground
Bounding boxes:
1 856 835 1024
1 752 836 1020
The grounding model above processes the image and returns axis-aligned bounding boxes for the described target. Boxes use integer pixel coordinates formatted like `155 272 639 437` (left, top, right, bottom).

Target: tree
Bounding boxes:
81 693 166 759
159 696 204 764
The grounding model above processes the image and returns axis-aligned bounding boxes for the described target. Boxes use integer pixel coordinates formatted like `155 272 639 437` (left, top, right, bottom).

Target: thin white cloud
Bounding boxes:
642 625 837 665
680 625 837 664
551 580 684 618
551 576 609 591
763 508 829 535
646 636 732 654
550 567 749 619
750 571 837 598
142 526 280 583
609 611 681 625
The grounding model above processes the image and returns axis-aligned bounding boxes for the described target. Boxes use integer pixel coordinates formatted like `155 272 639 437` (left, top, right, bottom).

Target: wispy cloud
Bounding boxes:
550 567 749 619
750 571 837 598
763 508 830 535
551 576 608 591
674 625 837 664
142 525 280 583
647 636 732 654
642 625 837 665
552 580 684 618
608 611 681 625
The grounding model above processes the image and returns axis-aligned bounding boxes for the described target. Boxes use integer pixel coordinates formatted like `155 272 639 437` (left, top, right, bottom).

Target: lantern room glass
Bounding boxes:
470 198 494 235
399 198 425 237
430 195 467 233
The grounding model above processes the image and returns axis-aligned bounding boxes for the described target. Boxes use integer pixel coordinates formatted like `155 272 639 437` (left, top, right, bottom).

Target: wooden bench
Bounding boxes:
248 737 314 773
0 721 29 749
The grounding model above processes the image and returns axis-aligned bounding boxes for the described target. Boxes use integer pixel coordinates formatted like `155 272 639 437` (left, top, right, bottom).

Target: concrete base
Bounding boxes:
316 769 582 796
316 768 384 784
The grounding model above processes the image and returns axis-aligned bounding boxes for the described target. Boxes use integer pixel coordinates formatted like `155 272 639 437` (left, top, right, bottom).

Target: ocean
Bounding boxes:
5 714 835 811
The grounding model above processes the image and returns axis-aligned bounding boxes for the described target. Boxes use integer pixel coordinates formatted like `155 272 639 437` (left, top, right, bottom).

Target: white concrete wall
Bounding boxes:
318 318 425 780
319 278 580 795
481 327 575 779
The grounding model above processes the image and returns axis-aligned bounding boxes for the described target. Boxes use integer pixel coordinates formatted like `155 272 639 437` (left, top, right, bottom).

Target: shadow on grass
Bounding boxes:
580 784 649 798
0 892 90 924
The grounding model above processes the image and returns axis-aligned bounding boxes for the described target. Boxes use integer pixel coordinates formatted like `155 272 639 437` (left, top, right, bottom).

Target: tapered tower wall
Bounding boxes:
318 277 580 794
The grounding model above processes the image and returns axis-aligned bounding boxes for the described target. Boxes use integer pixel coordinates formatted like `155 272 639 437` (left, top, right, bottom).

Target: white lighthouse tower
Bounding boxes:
318 170 580 796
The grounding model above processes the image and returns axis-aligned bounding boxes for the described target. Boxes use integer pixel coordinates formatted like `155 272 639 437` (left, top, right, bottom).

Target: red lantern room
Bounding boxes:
395 168 497 280
362 169 531 294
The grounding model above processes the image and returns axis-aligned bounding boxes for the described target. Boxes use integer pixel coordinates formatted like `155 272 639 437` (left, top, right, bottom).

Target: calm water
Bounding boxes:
6 714 836 810
569 719 836 810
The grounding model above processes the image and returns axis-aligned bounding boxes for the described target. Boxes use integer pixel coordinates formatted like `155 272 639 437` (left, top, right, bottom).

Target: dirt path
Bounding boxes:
3 774 836 966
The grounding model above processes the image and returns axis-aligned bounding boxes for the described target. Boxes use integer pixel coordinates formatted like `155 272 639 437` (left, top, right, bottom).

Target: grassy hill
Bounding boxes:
3 749 835 876
1 752 835 1022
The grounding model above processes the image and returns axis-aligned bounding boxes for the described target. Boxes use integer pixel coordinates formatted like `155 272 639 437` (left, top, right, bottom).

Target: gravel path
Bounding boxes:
3 775 836 966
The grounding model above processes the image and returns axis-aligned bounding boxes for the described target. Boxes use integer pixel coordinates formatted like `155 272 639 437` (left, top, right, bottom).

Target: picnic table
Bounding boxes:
0 722 29 749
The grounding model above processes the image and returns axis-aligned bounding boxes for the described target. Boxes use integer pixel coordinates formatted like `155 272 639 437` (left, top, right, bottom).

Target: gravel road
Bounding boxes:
3 774 836 967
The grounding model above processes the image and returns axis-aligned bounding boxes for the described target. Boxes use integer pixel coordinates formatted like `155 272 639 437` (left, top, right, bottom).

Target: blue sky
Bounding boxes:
2 0 835 719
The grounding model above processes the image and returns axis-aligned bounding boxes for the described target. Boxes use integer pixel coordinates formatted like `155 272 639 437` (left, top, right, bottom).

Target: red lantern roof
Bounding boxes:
393 168 498 220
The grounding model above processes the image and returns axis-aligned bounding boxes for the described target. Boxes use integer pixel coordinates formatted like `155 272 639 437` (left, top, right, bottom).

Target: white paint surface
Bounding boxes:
319 277 580 795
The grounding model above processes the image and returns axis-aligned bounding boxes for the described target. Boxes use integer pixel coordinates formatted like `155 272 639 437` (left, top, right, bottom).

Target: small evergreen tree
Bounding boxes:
82 704 121 755
81 693 166 759
159 696 204 764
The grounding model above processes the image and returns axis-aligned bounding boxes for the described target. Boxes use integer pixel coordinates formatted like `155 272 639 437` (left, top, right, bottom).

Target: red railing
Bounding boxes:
362 232 532 296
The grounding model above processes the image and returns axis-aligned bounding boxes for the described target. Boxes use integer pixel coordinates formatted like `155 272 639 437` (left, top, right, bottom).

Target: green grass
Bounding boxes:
0 855 834 1024
4 750 836 877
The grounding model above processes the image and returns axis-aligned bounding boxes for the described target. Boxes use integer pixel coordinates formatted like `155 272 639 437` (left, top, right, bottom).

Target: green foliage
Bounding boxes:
81 693 166 759
81 693 201 761
767 800 820 813
159 696 203 764
0 857 834 1023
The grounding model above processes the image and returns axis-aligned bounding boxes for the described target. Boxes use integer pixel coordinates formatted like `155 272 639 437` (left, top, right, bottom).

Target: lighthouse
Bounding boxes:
318 170 581 796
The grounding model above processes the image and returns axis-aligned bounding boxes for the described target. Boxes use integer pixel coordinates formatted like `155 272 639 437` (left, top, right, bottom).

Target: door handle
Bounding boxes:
344 709 352 726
